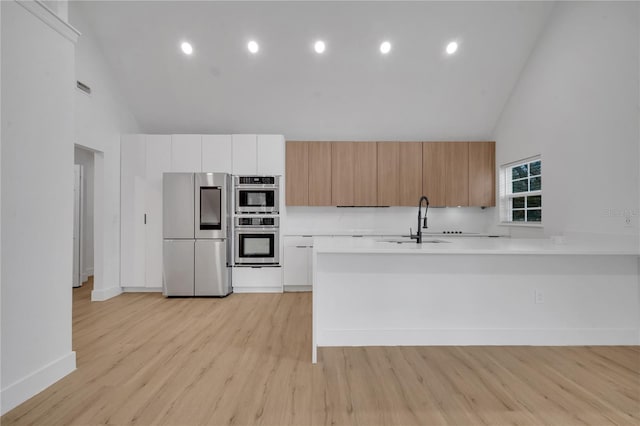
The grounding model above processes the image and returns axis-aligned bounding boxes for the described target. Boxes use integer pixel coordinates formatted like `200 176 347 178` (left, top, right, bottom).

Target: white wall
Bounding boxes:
492 2 640 239
74 146 94 279
69 3 141 300
1 1 77 414
41 0 67 21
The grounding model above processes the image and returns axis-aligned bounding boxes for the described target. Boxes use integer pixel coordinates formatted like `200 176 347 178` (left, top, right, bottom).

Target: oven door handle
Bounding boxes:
235 228 279 233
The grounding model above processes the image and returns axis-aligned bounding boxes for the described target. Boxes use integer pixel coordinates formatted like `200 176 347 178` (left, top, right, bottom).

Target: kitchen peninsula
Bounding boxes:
311 236 639 363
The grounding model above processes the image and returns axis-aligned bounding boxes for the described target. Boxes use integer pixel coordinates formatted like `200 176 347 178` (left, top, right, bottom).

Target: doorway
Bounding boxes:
74 145 95 288
73 163 83 287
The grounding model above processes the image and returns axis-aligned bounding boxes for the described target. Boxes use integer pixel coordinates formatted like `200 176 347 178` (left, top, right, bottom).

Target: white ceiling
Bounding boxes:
72 1 555 140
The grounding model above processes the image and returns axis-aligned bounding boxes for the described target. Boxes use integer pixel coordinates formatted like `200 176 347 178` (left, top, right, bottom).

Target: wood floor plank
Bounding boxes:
2 278 638 426
536 346 640 423
483 346 630 425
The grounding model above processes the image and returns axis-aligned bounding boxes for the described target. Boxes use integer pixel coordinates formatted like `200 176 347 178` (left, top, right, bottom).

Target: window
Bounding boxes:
500 156 542 224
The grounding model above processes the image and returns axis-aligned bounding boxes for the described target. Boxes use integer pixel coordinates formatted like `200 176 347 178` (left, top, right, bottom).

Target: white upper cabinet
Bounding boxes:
232 134 257 174
257 135 285 175
171 134 202 172
121 134 146 178
121 133 285 291
202 135 232 173
145 135 171 288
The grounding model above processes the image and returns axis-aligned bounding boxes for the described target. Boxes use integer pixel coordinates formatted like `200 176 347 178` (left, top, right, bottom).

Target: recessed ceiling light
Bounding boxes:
314 40 326 54
380 41 391 54
446 41 458 55
180 41 193 55
248 40 259 54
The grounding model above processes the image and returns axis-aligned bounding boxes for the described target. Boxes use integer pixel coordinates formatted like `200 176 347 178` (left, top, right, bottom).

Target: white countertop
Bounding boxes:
313 236 639 256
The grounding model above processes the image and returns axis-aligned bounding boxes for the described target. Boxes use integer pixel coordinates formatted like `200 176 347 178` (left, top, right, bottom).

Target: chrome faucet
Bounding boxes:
410 196 430 244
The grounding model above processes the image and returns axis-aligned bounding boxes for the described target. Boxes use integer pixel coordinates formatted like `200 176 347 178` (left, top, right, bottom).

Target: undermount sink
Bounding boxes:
377 239 450 244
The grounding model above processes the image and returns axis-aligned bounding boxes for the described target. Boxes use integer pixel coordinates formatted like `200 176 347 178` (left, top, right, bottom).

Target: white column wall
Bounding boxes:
69 4 141 300
1 1 77 414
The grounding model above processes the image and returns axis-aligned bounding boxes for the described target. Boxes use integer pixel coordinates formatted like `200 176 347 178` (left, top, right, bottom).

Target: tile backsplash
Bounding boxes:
284 206 499 235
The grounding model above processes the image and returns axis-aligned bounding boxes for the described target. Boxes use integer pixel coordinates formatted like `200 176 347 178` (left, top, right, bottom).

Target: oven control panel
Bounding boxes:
235 216 280 227
237 176 277 185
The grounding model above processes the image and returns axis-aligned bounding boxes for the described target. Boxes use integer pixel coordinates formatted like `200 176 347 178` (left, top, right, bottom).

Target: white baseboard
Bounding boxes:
0 351 76 415
317 328 640 347
122 287 163 293
284 285 312 292
81 268 94 283
91 286 122 301
233 286 283 293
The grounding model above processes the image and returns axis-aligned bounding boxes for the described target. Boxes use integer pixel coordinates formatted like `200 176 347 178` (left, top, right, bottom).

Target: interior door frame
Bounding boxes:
73 164 83 287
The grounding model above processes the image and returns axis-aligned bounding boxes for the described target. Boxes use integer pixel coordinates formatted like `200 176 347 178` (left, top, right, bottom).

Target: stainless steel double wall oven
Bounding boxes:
234 176 280 266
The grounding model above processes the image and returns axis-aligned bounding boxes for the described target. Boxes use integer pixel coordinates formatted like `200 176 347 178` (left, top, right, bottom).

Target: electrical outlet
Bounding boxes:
534 290 544 304
624 215 632 228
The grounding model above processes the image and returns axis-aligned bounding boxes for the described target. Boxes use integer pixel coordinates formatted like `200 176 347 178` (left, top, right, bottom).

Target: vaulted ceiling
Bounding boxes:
72 1 555 140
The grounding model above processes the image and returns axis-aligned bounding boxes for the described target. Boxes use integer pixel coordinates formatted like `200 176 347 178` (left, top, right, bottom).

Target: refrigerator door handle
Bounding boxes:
144 213 147 225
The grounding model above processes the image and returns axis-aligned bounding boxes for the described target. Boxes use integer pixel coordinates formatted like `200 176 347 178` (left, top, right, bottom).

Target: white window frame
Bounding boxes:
499 155 543 227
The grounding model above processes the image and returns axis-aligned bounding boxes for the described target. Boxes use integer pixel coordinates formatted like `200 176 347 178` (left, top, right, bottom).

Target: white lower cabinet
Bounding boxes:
232 266 283 293
283 237 313 291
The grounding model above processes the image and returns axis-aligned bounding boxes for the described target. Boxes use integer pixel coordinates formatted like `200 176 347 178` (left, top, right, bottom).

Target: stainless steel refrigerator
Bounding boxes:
163 173 232 296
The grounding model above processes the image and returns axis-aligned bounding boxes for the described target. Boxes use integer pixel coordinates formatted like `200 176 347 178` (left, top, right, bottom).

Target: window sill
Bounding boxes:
498 222 544 228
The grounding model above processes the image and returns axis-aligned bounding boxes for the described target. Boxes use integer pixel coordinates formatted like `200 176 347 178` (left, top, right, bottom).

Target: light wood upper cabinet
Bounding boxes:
354 142 377 206
285 140 493 207
468 141 496 206
308 142 332 206
378 142 423 207
399 142 423 206
285 142 309 206
377 142 400 206
331 142 355 206
285 141 332 206
423 142 447 206
445 142 469 207
423 142 469 207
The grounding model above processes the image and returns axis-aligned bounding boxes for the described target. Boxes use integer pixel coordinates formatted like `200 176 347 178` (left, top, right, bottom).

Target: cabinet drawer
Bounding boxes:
283 236 314 247
233 266 282 293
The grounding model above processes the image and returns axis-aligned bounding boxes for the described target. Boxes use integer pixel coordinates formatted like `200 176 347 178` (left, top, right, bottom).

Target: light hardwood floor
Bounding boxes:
3 279 639 425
